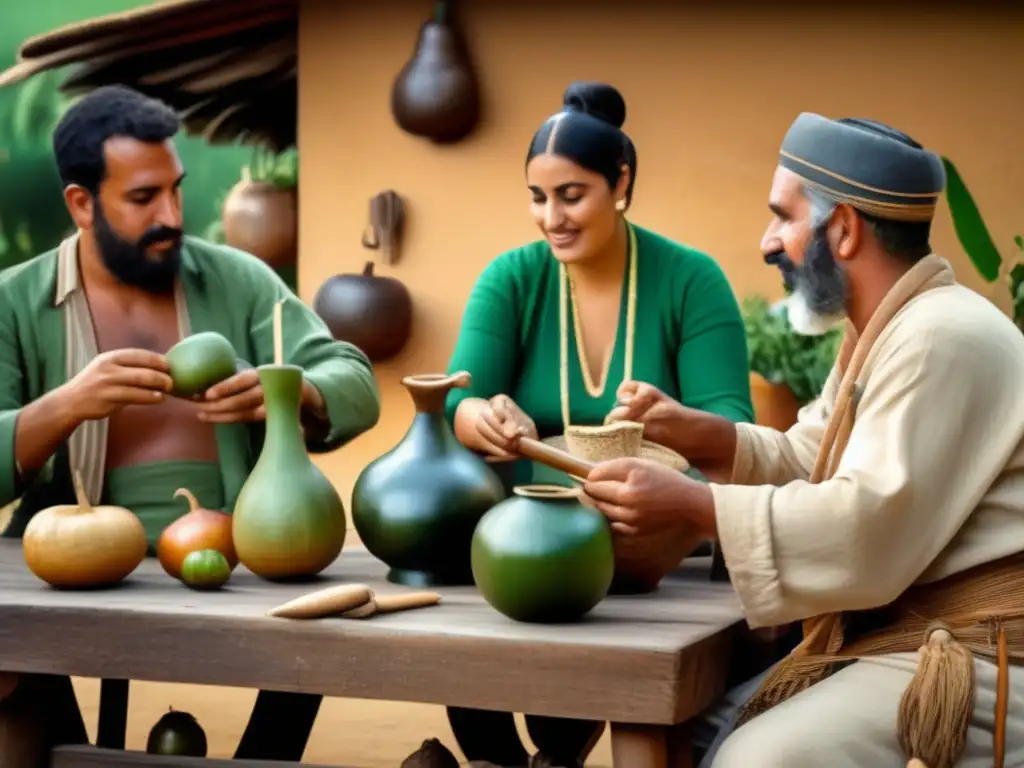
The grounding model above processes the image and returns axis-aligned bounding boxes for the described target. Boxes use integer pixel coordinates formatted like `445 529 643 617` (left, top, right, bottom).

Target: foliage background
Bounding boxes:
0 1 252 273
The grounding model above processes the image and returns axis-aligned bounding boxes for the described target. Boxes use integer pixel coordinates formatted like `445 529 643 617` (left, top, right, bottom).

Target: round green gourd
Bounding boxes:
165 331 238 398
180 549 231 590
471 485 614 624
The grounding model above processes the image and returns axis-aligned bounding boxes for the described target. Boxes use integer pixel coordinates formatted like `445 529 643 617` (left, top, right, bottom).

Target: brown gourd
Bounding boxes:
22 471 147 589
312 261 413 363
221 167 297 268
157 488 237 581
389 0 481 144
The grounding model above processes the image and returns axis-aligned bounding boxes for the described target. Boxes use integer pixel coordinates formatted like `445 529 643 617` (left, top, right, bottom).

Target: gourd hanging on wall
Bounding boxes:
390 0 481 144
312 190 413 362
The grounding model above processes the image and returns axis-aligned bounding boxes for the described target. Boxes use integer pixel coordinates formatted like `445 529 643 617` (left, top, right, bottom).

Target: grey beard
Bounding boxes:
785 226 847 336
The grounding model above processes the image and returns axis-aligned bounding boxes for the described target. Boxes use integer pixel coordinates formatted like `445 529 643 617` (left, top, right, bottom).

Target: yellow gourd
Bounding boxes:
22 470 147 589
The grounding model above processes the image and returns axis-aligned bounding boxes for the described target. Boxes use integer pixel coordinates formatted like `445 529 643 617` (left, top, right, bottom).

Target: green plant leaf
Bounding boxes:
1010 264 1024 302
941 156 1002 282
1015 235 1023 252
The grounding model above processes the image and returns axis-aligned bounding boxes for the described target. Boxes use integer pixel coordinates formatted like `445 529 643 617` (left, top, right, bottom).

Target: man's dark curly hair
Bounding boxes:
51 84 180 195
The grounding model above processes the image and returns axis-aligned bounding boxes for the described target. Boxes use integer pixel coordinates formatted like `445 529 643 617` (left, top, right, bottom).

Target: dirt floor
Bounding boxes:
72 678 614 766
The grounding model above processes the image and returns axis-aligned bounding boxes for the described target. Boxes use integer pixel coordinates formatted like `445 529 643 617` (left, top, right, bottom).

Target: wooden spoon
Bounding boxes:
514 436 595 480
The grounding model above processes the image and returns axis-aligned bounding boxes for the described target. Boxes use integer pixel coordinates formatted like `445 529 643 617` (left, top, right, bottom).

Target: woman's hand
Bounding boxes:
454 395 538 459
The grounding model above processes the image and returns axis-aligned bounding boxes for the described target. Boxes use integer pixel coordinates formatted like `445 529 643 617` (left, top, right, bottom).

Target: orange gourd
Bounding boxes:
22 470 147 589
157 488 237 580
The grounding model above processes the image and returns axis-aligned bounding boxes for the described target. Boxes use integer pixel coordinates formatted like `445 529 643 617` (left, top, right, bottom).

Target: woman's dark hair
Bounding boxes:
526 81 637 206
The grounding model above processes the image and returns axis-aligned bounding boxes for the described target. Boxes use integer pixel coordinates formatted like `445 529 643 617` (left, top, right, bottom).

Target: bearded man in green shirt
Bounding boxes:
0 85 380 761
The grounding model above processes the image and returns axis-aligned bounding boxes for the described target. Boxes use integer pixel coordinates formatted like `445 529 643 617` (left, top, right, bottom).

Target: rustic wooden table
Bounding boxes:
0 539 746 768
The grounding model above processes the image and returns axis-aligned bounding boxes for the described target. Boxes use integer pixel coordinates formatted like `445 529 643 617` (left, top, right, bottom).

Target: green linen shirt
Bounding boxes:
0 234 380 536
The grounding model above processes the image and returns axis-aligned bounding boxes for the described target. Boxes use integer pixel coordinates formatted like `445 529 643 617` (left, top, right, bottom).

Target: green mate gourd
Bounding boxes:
165 331 237 397
232 364 346 580
471 485 614 623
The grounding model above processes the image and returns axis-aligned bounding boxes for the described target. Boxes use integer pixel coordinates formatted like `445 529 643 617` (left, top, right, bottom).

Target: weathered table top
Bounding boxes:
0 540 745 725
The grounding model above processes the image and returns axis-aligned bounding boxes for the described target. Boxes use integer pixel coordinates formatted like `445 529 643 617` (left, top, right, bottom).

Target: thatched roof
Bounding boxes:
0 0 298 152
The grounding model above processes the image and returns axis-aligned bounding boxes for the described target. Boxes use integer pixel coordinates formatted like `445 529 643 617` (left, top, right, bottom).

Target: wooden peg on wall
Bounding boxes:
361 189 405 266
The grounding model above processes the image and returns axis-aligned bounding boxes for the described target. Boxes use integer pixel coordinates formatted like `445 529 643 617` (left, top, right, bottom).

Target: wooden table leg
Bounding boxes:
610 722 693 768
97 678 130 749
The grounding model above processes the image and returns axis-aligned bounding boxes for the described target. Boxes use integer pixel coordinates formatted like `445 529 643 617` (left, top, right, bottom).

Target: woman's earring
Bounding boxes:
615 199 626 212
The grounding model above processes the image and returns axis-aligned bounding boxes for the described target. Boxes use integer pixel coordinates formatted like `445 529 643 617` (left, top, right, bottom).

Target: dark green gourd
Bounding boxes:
146 709 208 757
232 364 346 580
471 485 614 624
351 371 505 586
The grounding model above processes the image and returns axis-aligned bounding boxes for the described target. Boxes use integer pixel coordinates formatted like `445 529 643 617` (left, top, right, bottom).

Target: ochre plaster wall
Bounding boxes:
298 2 1024 517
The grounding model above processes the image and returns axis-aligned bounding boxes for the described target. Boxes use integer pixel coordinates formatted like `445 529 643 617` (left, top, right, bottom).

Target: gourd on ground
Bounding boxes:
146 708 208 757
232 364 347 580
22 470 147 589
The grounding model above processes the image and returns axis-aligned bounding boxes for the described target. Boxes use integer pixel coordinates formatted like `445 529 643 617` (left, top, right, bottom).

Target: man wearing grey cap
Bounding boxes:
579 113 1024 766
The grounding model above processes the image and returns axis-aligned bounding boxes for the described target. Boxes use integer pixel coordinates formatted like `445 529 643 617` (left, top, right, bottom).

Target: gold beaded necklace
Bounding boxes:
559 221 638 430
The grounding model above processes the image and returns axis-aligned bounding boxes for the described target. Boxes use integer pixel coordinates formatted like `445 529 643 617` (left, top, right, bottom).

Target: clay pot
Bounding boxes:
749 372 801 431
351 372 506 587
221 169 297 269
312 261 413 362
471 485 614 624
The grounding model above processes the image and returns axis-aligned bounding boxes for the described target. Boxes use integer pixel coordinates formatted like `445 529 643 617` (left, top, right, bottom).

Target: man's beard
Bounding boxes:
93 204 183 295
764 226 847 336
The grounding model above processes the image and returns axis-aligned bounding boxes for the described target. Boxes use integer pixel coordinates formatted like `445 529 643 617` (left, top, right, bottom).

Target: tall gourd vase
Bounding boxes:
232 364 346 580
351 371 505 587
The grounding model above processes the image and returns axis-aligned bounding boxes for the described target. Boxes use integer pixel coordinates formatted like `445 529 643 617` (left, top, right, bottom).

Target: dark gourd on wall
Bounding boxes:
313 261 413 363
390 0 481 143
312 190 413 362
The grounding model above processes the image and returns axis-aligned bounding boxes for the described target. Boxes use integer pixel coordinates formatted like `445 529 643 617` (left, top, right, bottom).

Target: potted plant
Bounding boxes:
221 146 298 286
941 156 1023 330
741 295 843 430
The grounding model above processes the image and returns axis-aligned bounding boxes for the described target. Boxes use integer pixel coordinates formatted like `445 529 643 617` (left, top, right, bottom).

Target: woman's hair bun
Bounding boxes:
561 82 626 129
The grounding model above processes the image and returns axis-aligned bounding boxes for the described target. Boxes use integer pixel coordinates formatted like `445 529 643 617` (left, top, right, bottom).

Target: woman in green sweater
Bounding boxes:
429 82 754 768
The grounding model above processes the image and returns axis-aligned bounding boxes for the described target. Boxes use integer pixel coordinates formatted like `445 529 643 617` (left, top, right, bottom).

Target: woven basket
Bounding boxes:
544 421 690 473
